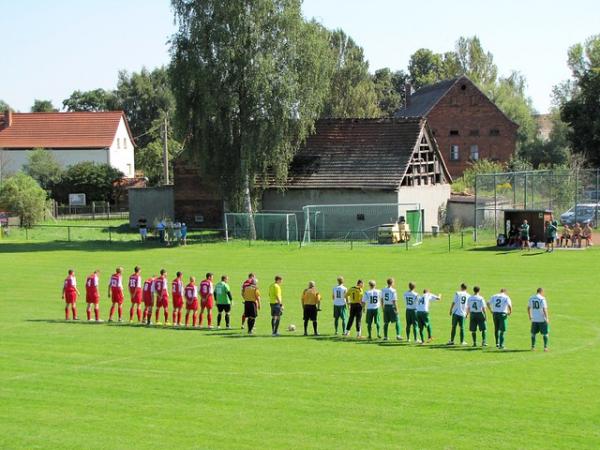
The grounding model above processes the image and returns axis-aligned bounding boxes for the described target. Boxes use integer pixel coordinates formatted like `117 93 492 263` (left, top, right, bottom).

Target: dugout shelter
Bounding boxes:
504 209 553 242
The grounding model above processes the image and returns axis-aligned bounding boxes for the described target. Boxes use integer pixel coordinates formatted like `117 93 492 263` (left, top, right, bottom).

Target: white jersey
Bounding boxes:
528 294 547 322
381 287 397 306
332 285 348 306
403 291 419 310
362 289 382 310
452 291 469 317
490 293 512 313
416 293 440 312
467 295 486 314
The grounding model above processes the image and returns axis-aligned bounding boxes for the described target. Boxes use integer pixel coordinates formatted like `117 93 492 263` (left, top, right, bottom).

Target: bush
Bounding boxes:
0 173 48 226
51 162 124 204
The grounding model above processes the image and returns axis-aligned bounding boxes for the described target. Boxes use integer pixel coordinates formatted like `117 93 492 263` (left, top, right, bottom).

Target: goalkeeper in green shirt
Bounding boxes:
215 275 233 329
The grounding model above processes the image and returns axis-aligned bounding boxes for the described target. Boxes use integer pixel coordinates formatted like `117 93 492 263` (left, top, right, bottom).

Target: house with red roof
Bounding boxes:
0 110 136 178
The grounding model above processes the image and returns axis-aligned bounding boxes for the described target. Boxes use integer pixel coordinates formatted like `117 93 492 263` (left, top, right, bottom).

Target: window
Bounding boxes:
469 129 479 136
117 138 121 149
356 213 365 221
490 129 500 136
450 145 459 161
470 145 479 161
126 164 132 176
449 130 459 136
124 138 127 149
460 84 467 91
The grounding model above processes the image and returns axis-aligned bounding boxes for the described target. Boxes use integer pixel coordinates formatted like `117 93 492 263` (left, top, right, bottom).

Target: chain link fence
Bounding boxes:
475 169 600 240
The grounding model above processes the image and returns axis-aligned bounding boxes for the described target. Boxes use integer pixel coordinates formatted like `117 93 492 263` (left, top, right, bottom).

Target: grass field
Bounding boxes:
1 238 599 449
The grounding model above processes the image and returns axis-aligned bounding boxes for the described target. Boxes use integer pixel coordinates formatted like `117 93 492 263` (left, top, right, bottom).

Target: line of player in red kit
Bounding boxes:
62 267 218 326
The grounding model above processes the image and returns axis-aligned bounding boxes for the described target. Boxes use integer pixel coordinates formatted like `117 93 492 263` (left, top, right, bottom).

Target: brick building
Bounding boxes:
396 75 518 178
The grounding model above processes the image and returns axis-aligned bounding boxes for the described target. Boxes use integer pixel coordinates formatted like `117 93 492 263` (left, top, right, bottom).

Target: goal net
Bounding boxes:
224 213 299 243
301 203 423 244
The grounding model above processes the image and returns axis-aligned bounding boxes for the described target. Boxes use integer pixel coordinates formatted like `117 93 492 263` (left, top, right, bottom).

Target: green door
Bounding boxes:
406 210 423 239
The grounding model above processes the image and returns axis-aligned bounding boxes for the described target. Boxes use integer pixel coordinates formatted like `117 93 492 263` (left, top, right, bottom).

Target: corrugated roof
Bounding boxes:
268 117 427 190
0 111 131 149
395 78 460 117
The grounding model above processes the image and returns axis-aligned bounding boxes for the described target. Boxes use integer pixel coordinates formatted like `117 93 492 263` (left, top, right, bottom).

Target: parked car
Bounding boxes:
559 203 600 227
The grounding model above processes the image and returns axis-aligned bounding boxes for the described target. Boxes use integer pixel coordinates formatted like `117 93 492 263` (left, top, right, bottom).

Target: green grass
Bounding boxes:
1 238 599 449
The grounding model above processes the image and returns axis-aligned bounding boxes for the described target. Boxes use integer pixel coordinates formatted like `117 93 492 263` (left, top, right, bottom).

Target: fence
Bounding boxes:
54 201 129 220
475 169 600 240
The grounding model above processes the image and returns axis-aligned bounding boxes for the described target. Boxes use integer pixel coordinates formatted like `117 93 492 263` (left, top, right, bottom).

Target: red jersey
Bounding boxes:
154 276 169 299
185 283 198 301
142 277 154 303
85 274 99 301
172 278 184 299
109 273 123 300
64 275 77 293
199 279 213 299
128 274 142 293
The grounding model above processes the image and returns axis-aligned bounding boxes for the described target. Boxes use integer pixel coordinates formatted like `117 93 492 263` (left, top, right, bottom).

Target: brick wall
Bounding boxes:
173 158 224 227
426 79 518 179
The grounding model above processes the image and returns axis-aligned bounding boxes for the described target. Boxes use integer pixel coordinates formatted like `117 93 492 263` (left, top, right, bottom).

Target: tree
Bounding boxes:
170 0 334 223
559 35 600 165
62 89 118 112
113 67 176 148
455 36 497 86
23 149 63 192
135 137 182 186
373 68 408 116
0 99 10 112
52 162 124 204
408 48 460 89
31 99 58 113
0 173 48 226
321 29 379 118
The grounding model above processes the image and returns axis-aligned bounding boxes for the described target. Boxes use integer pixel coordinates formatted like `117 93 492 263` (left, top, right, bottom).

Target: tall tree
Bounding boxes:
321 29 379 118
408 49 460 89
0 99 10 112
170 0 334 219
372 68 408 116
23 149 63 193
455 36 497 86
0 173 48 226
31 99 57 113
62 89 118 112
560 34 600 165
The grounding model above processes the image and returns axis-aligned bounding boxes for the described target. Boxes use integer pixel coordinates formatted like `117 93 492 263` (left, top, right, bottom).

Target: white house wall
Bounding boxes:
0 148 109 177
108 118 135 177
397 184 451 231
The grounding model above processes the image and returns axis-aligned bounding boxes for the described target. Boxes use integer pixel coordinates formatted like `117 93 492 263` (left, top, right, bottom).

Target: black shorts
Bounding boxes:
217 304 231 313
244 301 258 318
270 303 283 317
546 237 554 244
303 304 318 321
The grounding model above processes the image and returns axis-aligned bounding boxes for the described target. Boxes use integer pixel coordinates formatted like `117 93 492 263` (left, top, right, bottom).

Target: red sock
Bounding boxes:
72 306 77 320
137 308 142 321
118 305 123 320
87 309 91 320
199 313 204 326
164 311 169 323
155 309 160 322
193 313 198 327
208 312 212 327
109 305 115 320
65 307 69 320
129 307 134 321
95 308 99 321
185 312 190 326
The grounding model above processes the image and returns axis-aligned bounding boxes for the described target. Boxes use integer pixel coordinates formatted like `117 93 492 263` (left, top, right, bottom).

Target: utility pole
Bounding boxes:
162 115 169 185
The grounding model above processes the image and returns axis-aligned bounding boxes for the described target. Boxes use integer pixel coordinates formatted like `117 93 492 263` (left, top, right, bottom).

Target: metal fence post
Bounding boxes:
473 176 478 242
493 173 498 238
109 227 112 242
448 232 451 252
461 231 464 248
596 168 599 227
68 226 71 242
25 227 28 240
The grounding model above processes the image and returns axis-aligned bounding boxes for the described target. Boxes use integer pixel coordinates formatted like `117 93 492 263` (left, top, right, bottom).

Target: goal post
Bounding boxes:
301 203 422 244
224 213 299 243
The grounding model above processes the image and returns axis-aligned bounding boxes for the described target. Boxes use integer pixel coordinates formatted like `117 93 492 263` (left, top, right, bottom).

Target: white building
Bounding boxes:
0 110 136 178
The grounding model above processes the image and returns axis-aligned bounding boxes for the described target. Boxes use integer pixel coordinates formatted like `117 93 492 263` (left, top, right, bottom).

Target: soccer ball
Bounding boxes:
287 324 296 332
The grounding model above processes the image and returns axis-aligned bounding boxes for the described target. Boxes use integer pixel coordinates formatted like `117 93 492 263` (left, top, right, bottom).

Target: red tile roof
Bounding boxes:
0 111 133 149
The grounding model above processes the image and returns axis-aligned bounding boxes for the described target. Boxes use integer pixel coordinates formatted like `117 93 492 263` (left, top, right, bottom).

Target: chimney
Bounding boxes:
404 83 413 108
4 109 12 128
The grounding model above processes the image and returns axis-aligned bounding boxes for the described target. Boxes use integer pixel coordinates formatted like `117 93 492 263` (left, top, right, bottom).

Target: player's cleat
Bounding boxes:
241 325 245 329
343 331 349 336
377 335 382 339
482 342 488 347
446 341 455 345
416 339 423 344
472 343 477 347
108 319 113 323
164 322 171 326
314 333 319 337
461 341 468 346
118 318 123 323
248 330 254 335
383 337 389 341
498 345 505 350
226 326 231 329
544 347 549 352
396 336 403 341
129 320 133 324
272 333 280 337
303 332 308 336
208 326 214 329
217 326 221 330
73 317 79 321
426 337 434 343
155 322 162 326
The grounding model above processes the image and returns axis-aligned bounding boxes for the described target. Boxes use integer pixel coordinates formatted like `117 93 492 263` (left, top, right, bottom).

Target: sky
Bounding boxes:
1 0 598 114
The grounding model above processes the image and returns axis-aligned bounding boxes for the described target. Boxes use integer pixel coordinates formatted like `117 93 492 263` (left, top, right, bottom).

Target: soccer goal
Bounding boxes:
301 203 423 245
224 213 299 243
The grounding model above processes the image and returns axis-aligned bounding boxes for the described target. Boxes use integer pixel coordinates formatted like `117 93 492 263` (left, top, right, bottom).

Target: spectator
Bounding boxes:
582 223 593 247
173 221 182 245
181 223 188 246
156 219 166 244
507 225 519 247
559 225 571 248
138 217 148 242
572 223 582 248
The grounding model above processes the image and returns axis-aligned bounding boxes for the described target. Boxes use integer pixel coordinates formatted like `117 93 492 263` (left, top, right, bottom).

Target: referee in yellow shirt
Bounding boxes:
301 281 321 336
344 280 364 338
269 275 283 336
242 278 261 335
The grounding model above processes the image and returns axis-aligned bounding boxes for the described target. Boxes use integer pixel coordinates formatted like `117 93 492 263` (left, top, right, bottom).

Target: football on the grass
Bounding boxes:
288 324 296 332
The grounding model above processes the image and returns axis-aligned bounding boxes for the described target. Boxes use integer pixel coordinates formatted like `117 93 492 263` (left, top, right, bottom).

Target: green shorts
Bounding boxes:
531 321 549 335
469 312 487 331
405 309 417 326
416 311 430 327
493 312 508 332
452 314 465 328
383 305 399 323
333 305 347 320
366 309 380 325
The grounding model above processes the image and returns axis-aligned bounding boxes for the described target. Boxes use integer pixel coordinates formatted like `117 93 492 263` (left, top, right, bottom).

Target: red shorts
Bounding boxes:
156 296 169 308
111 290 124 304
173 294 183 309
186 299 199 311
201 295 214 309
65 291 77 304
86 295 99 304
143 296 154 307
130 289 142 304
